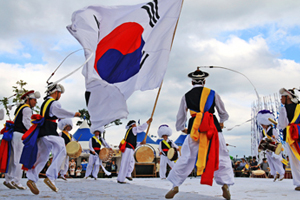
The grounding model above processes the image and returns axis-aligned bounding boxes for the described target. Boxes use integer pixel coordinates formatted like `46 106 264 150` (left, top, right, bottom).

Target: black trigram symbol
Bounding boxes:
141 0 160 28
140 51 149 68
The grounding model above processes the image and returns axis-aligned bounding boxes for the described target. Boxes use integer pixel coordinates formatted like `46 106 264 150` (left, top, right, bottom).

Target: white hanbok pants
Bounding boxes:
117 148 135 182
5 131 24 184
285 143 300 186
160 155 174 179
59 155 69 176
168 132 234 187
26 136 66 183
266 151 285 177
85 154 111 178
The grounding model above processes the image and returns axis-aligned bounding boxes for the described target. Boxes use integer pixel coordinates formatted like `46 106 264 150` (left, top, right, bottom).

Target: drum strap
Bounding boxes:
262 129 272 139
63 131 71 141
162 140 171 149
13 104 30 122
124 127 132 140
93 136 102 146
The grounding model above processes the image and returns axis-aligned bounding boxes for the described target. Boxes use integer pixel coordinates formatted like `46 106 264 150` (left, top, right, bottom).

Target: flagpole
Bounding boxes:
142 0 184 144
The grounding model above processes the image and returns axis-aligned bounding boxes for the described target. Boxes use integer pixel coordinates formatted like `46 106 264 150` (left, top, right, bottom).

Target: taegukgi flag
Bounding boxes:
67 0 183 130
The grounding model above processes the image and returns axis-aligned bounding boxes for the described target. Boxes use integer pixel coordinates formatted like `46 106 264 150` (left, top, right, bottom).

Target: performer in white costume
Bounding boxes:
3 90 40 190
84 126 111 179
278 88 300 191
157 124 179 179
58 118 75 180
166 68 234 200
256 110 285 181
26 83 81 195
117 118 152 184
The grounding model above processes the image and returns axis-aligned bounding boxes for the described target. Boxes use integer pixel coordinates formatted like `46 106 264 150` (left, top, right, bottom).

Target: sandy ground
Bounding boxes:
0 177 299 200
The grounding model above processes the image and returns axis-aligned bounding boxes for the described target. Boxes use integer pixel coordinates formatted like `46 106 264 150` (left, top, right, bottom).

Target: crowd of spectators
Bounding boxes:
232 156 286 177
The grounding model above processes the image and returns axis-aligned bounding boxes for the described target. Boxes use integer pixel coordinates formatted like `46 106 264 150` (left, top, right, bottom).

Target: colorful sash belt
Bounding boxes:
0 121 14 173
20 114 45 170
190 87 219 186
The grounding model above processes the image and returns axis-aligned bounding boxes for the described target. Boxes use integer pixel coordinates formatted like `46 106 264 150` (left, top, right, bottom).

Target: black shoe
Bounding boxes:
117 181 126 184
126 177 133 181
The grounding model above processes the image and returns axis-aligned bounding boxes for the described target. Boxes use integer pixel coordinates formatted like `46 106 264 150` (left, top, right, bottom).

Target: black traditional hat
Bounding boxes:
188 67 209 80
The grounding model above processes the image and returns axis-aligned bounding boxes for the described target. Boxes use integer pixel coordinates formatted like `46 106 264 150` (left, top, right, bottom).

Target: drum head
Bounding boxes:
167 148 178 161
252 170 265 176
134 145 155 163
167 148 175 160
275 143 282 155
66 141 82 158
99 148 109 160
66 141 80 155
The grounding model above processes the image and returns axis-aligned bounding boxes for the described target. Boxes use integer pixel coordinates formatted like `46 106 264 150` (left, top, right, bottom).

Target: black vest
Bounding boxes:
90 137 102 154
185 87 222 133
61 131 72 145
125 128 137 149
39 98 58 138
161 140 172 156
14 104 30 133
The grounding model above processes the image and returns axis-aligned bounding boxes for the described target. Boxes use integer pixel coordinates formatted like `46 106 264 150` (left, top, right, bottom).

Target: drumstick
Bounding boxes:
77 134 83 142
226 143 236 148
268 118 278 125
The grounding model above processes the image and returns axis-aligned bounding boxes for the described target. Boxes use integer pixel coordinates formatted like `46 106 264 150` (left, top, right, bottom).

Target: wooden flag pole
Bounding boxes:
142 0 184 144
142 80 163 143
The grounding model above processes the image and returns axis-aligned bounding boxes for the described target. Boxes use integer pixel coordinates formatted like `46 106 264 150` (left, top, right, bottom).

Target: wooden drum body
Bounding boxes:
258 139 282 155
99 148 113 162
66 141 82 158
134 144 155 163
167 147 178 161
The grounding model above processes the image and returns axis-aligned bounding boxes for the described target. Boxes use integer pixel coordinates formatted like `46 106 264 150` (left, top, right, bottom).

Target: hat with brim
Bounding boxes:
21 90 41 100
58 118 73 131
279 88 299 103
157 124 172 138
188 68 209 80
257 110 275 126
91 126 105 134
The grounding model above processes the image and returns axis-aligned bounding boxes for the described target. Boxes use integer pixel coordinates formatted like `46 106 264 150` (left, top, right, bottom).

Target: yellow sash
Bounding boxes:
62 131 71 141
262 129 272 140
162 140 171 149
13 104 30 122
93 136 102 146
42 98 55 117
189 87 211 175
286 104 300 161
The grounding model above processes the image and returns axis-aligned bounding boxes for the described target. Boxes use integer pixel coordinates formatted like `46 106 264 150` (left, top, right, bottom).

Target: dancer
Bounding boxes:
84 126 111 180
58 118 75 180
117 118 152 184
166 68 234 200
256 110 285 181
157 124 179 179
278 88 300 191
24 83 80 195
3 90 40 190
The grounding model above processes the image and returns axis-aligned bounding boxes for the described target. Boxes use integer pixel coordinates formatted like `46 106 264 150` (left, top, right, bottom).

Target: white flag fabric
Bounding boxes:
67 0 183 130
